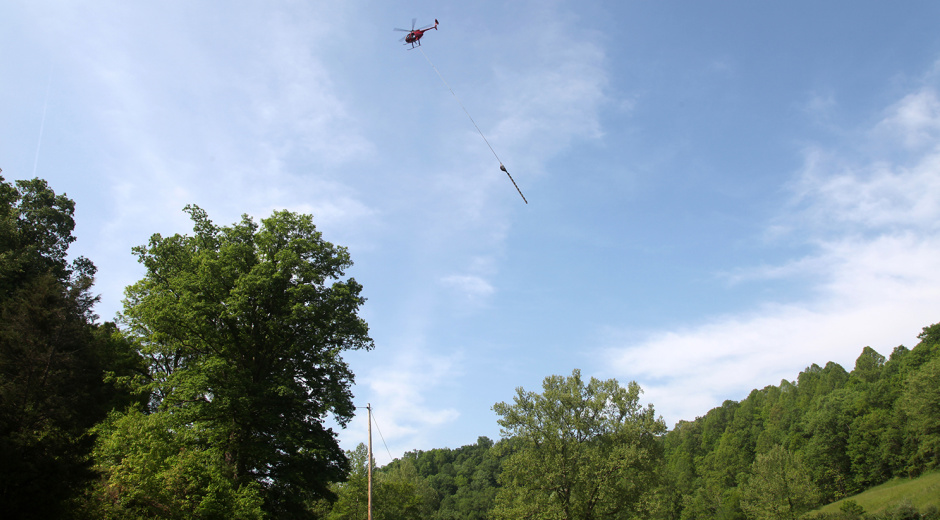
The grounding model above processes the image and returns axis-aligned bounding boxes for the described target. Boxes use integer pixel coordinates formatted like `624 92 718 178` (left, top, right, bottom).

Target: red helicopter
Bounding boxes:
395 18 438 48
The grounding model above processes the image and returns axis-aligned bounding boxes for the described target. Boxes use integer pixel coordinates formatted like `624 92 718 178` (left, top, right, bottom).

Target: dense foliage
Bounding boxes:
96 205 373 518
321 442 439 520
323 333 940 520
3 174 940 519
0 176 144 518
492 370 666 519
326 437 501 520
657 326 940 520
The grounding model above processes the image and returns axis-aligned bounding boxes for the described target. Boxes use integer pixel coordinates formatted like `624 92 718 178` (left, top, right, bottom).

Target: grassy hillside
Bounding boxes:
812 471 940 516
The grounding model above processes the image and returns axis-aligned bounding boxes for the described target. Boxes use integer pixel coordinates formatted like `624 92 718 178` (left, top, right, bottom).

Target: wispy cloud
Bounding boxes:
441 274 496 299
790 144 940 234
28 2 377 317
601 81 940 427
875 88 940 149
798 90 838 128
491 9 608 165
345 347 462 465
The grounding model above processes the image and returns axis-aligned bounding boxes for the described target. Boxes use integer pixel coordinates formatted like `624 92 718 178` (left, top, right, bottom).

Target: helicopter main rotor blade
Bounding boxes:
393 28 411 32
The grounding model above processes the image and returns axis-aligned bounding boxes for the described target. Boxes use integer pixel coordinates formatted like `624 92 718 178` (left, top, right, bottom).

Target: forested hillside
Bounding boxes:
658 324 940 519
322 325 940 520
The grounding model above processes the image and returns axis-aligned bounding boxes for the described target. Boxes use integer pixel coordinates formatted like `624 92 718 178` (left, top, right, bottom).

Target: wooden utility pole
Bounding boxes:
367 403 373 520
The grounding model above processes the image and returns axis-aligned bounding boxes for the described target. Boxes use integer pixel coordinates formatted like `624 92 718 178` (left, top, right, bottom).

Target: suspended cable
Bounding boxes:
419 46 528 204
370 408 395 463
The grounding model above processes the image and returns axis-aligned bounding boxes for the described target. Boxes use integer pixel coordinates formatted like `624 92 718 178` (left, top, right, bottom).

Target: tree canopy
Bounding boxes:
658 323 940 520
0 176 143 518
491 369 667 520
100 205 373 518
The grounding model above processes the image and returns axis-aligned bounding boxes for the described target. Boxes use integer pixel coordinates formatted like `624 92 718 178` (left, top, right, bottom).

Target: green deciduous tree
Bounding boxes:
802 388 855 499
87 408 265 519
657 323 940 520
0 176 144 518
0 177 82 297
491 369 666 520
325 444 437 520
739 445 819 520
381 436 500 520
900 355 940 473
322 443 371 520
373 458 437 520
115 205 373 517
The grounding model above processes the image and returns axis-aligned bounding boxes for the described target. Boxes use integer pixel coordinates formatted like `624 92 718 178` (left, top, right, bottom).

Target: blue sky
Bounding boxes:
3 1 940 464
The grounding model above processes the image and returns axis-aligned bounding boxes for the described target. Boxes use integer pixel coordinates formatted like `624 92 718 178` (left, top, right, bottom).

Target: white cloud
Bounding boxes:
875 88 940 149
25 2 378 318
246 24 375 168
344 347 462 465
441 274 496 299
491 15 608 162
790 146 940 233
601 83 940 427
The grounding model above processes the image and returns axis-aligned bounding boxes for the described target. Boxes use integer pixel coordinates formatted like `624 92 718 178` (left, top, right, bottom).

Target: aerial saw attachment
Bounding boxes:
500 164 527 204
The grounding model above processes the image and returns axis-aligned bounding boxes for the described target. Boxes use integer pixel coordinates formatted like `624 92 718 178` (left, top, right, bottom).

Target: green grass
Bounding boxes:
813 471 940 515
